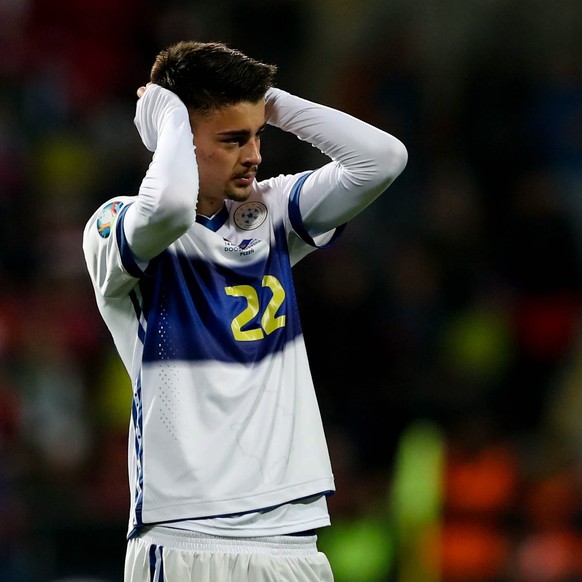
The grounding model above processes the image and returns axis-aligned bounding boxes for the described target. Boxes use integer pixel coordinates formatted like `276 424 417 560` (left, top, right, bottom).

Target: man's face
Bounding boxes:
190 100 266 216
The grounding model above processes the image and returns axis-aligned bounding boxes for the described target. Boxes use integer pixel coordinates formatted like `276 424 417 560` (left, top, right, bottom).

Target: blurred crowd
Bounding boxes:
2 0 582 580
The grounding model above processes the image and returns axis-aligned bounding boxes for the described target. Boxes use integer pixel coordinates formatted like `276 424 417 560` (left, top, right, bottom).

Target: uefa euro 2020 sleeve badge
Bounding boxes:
234 202 268 231
97 200 124 238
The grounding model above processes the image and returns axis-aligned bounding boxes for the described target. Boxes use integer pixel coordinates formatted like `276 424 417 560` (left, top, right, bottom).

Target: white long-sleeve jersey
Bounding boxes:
83 85 407 539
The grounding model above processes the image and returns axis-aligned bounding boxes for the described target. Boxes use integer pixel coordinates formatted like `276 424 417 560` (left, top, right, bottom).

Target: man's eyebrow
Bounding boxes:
216 124 267 137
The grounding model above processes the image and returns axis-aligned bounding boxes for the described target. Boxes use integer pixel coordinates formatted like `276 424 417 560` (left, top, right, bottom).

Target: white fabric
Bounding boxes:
171 494 329 537
125 527 334 581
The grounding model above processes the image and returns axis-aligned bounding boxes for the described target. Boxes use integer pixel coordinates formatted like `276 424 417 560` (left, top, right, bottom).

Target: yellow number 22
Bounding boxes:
224 275 286 341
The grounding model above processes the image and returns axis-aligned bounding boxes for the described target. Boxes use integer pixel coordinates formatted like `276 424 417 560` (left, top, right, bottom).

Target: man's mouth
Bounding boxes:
233 172 256 185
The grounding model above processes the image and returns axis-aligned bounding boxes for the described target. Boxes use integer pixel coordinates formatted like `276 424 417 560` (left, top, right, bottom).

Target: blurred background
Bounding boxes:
2 0 582 580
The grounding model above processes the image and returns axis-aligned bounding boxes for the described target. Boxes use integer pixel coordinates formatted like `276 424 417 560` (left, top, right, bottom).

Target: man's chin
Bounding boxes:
226 188 252 203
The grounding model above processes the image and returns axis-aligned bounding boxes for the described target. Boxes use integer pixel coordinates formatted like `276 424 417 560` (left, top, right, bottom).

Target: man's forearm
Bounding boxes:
126 84 199 260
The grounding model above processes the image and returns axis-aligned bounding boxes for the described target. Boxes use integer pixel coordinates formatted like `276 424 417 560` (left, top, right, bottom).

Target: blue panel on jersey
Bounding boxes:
138 223 304 364
116 203 145 279
288 171 346 248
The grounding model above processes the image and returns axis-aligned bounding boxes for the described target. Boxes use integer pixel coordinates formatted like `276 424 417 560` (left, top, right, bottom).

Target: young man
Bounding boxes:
83 41 407 581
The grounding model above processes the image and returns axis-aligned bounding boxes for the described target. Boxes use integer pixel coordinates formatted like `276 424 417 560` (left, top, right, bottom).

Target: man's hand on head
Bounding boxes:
134 84 190 152
137 82 153 99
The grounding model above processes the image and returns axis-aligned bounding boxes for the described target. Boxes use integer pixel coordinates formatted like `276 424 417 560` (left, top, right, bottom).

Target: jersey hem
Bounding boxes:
137 481 335 526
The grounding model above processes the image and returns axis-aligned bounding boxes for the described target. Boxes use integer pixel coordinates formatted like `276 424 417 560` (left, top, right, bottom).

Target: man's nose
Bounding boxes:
242 140 261 165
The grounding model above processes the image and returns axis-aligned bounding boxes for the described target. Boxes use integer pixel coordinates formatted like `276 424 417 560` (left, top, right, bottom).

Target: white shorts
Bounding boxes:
124 527 334 582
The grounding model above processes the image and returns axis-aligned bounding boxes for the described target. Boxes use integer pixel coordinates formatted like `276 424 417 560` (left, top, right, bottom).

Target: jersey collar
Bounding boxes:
195 204 229 232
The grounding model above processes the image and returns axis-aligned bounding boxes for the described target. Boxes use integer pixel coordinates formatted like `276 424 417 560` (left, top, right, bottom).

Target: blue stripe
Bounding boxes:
132 373 144 528
288 172 346 248
149 545 164 582
116 203 145 278
127 286 146 530
129 290 146 343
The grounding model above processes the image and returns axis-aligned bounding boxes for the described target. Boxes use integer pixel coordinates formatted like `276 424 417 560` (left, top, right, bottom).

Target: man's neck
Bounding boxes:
196 198 225 219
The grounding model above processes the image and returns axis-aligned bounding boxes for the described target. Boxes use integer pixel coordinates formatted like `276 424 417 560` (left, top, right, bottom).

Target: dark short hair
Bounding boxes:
150 41 277 114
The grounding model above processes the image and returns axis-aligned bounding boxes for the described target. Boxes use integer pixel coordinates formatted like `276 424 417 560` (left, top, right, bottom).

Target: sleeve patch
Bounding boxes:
97 201 124 238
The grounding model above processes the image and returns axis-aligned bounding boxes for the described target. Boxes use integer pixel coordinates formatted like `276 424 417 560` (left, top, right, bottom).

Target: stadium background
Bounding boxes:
1 0 582 580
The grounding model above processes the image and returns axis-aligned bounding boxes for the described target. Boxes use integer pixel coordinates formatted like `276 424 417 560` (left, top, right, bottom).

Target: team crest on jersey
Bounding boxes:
234 202 267 231
97 200 124 238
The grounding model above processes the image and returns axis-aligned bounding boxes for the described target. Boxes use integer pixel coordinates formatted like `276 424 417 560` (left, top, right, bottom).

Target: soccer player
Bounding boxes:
83 40 407 582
